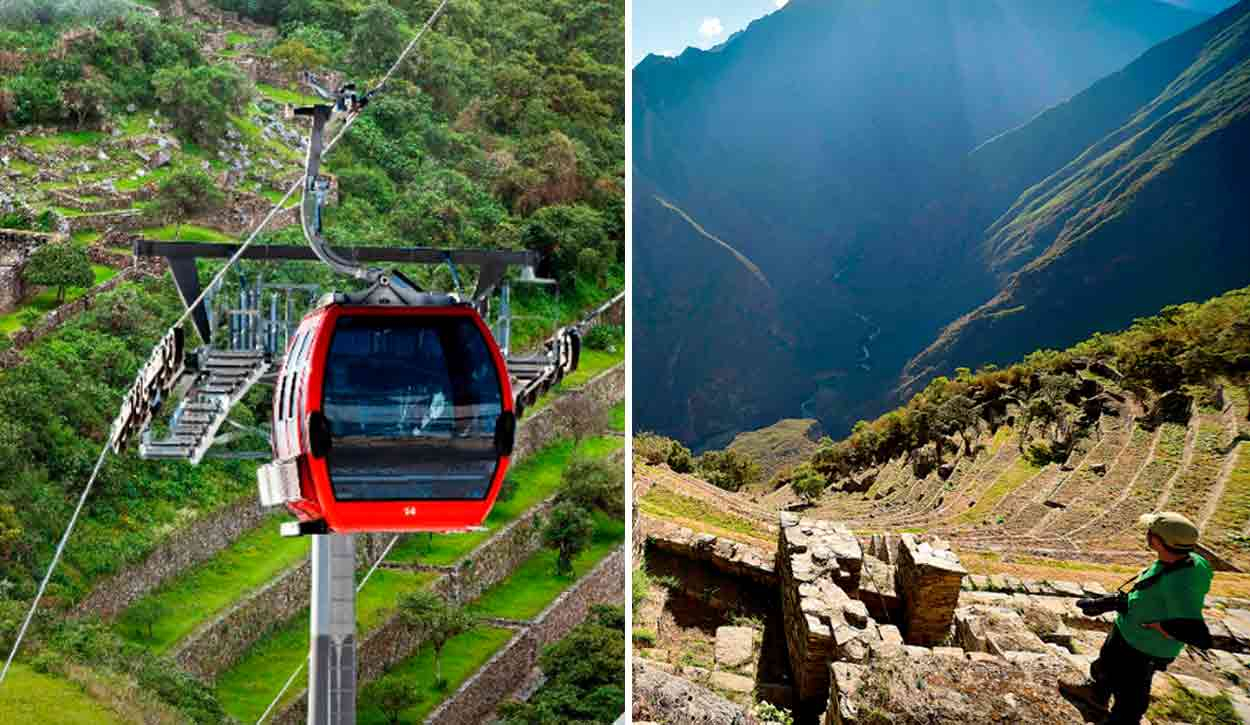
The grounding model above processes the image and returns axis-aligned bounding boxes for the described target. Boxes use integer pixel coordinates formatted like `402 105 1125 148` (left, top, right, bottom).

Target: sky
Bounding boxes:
632 0 790 66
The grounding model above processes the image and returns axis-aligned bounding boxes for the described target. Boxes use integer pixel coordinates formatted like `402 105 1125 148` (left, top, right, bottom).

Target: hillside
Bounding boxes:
0 0 624 721
632 0 1213 447
774 286 1250 572
905 1 1250 389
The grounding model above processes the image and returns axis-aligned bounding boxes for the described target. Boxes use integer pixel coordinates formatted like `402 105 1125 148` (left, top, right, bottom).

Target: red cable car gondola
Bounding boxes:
266 292 516 534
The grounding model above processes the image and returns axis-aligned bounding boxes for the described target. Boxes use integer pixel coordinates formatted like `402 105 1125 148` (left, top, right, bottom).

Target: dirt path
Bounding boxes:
1067 425 1162 539
1198 414 1242 529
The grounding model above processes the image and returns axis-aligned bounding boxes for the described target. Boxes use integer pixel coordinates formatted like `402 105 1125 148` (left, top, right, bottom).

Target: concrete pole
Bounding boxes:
308 533 356 725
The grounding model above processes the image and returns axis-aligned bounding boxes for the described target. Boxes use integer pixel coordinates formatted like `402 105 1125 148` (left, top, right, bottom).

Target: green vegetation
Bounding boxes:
139 224 234 242
471 510 623 621
0 664 124 724
610 401 625 432
150 168 225 241
214 569 434 722
634 432 694 473
1148 679 1242 725
116 516 310 652
1211 445 1250 550
357 627 513 724
0 264 117 335
388 436 621 565
957 453 1037 525
794 287 1250 491
694 448 761 493
638 488 765 542
256 82 321 107
22 242 94 304
396 590 475 688
498 605 624 724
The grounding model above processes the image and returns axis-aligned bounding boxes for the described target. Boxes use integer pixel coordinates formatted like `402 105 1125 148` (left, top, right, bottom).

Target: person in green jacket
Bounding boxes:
1060 512 1214 724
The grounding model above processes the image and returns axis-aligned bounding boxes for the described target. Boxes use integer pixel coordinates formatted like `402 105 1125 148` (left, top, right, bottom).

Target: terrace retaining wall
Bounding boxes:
75 497 272 620
425 547 626 725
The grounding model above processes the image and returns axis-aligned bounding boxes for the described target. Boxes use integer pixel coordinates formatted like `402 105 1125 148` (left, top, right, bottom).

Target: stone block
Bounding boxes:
710 671 755 694
894 534 966 646
715 626 756 670
826 662 866 725
1050 580 1084 598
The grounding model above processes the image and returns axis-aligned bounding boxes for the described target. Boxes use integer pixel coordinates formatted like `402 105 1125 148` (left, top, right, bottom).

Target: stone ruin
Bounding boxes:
772 513 1094 723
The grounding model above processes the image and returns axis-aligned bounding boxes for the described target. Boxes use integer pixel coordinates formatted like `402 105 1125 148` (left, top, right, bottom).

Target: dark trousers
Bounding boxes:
1090 626 1169 724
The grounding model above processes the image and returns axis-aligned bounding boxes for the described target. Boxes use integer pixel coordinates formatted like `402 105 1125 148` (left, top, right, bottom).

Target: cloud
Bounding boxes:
699 17 724 37
657 49 678 57
775 0 789 7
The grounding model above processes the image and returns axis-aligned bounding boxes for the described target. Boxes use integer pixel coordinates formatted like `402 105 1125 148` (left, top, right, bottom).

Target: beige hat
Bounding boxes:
1139 511 1200 550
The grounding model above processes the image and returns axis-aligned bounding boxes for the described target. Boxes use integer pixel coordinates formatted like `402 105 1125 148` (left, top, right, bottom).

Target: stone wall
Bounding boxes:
172 558 311 680
892 534 966 646
512 362 624 462
776 514 867 709
643 518 776 587
2 267 137 363
75 498 273 619
0 228 61 313
425 548 625 725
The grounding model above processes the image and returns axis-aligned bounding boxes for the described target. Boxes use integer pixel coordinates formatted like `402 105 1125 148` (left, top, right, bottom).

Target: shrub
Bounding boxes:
583 324 622 352
557 455 624 518
152 64 250 146
695 449 760 492
634 432 693 473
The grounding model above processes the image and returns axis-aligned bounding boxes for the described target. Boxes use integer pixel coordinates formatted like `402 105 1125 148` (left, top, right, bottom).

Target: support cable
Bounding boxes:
0 0 450 685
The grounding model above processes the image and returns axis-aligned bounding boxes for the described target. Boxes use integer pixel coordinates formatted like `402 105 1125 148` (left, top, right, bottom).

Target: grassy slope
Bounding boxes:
116 515 310 652
0 265 118 335
214 569 435 722
530 348 624 413
357 627 515 725
0 665 125 725
468 510 624 621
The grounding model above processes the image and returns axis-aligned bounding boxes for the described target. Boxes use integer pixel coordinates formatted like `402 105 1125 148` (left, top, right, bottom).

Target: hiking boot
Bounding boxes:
1059 677 1110 712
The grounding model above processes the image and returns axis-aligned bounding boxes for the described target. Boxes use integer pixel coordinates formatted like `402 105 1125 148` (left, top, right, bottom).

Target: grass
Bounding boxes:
19 130 104 151
226 31 256 46
116 516 310 652
956 455 1040 526
639 487 769 543
610 401 625 432
214 569 435 723
0 664 124 724
139 224 234 242
1209 443 1250 553
388 435 622 565
357 626 514 724
0 265 118 335
1148 678 1242 724
256 83 321 107
1167 420 1226 522
468 510 624 621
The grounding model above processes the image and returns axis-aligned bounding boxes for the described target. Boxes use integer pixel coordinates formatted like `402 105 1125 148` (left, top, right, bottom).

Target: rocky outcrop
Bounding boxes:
633 659 762 725
825 649 1083 724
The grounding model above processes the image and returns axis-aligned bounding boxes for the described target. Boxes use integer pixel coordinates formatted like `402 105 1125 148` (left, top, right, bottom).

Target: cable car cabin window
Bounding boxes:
321 315 504 502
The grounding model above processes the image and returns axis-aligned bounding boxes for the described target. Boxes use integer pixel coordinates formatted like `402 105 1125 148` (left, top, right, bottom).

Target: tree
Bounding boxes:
633 433 693 473
397 590 475 688
937 394 978 456
557 455 624 518
557 391 607 452
62 75 113 129
361 675 421 725
152 64 250 146
351 3 406 75
153 168 225 241
270 38 329 75
543 501 593 576
22 242 93 304
497 605 624 725
790 464 827 505
128 598 168 642
520 204 606 286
